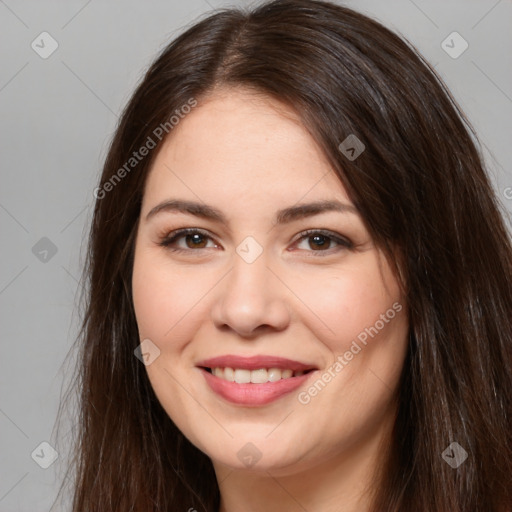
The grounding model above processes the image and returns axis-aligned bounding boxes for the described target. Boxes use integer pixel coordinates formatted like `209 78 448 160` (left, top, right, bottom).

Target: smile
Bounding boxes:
206 367 311 383
196 355 318 406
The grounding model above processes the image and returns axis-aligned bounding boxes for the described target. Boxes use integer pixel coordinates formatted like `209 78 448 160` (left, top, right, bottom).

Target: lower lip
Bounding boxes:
199 368 316 406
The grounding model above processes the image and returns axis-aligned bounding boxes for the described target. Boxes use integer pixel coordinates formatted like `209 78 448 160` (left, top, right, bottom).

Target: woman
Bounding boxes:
58 0 512 510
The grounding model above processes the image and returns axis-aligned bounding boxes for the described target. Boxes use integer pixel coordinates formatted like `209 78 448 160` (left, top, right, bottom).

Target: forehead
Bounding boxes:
142 89 350 209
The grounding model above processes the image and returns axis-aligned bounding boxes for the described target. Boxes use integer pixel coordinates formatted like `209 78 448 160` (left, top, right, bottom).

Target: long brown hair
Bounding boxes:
54 0 512 510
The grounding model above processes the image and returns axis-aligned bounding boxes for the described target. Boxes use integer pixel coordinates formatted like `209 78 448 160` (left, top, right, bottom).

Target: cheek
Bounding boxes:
291 255 401 353
131 249 215 345
132 258 171 339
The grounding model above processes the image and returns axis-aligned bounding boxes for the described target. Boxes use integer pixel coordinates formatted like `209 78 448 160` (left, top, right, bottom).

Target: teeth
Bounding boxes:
224 367 234 381
268 368 282 382
210 367 308 383
281 369 293 379
250 368 268 384
234 369 251 384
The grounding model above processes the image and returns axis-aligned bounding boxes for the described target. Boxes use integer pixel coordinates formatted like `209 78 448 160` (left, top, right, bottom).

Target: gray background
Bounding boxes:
1 0 511 510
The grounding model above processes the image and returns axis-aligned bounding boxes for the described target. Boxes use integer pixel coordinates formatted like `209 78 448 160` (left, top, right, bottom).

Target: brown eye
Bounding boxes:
293 229 353 256
307 234 331 250
159 228 218 252
183 233 208 249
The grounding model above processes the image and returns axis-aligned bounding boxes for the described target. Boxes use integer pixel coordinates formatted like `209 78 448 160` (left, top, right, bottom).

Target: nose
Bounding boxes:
210 252 291 338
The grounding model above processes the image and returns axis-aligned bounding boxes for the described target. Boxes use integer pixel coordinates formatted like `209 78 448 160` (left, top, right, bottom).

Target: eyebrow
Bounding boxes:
145 199 358 225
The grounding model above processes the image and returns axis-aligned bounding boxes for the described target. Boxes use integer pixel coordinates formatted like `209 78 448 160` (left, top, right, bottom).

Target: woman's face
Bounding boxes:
132 88 409 476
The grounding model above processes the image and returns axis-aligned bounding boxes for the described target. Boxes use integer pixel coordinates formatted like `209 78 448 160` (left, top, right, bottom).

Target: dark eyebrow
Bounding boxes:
145 199 358 225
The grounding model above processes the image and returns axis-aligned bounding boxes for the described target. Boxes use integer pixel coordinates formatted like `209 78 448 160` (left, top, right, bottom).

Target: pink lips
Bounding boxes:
196 355 316 371
196 355 317 406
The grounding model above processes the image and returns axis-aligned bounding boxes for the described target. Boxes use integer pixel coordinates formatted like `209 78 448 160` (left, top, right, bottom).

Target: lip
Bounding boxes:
196 355 317 372
196 355 318 406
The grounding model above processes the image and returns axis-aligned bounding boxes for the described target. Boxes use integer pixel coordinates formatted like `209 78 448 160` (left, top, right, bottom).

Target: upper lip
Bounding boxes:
196 355 317 371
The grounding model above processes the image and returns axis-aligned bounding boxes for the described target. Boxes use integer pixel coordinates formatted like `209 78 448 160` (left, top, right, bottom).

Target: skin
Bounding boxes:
131 87 409 512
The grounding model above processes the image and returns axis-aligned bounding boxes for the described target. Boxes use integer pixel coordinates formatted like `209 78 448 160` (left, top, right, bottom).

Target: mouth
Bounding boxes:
196 355 318 406
200 366 316 383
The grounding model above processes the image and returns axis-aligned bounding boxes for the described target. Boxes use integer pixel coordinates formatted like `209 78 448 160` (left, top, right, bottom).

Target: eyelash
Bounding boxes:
158 228 353 257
